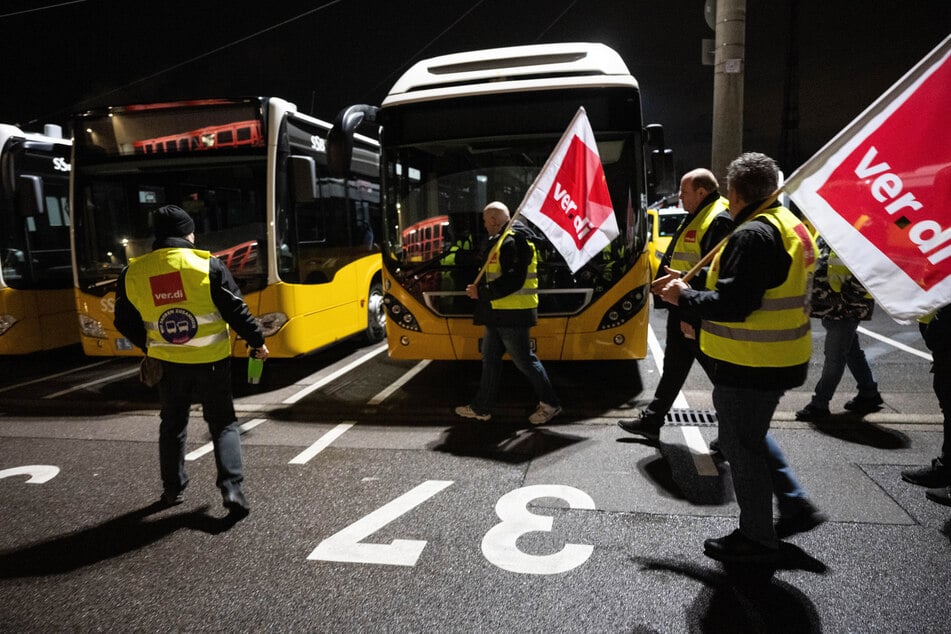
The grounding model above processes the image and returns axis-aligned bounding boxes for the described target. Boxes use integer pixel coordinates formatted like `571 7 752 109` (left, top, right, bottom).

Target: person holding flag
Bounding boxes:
454 202 561 425
658 153 826 564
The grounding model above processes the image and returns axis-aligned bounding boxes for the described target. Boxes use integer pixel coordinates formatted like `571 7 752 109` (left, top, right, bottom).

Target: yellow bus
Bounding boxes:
0 124 76 354
329 43 674 361
70 98 384 358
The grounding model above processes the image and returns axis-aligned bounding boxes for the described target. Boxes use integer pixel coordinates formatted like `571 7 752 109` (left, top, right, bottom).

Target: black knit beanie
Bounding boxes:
153 205 195 239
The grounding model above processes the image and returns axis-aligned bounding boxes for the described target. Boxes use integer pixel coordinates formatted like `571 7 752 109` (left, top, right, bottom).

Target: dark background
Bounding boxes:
2 0 948 176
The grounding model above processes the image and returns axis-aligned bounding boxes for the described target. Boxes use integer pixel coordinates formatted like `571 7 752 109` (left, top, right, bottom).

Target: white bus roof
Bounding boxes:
383 42 637 107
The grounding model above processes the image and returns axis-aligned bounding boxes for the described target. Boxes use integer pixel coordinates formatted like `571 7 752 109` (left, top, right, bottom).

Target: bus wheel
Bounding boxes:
364 282 386 343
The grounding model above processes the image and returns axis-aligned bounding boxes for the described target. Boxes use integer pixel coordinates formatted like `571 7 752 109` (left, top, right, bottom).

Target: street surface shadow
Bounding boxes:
632 442 733 506
635 554 826 633
0 501 241 578
429 423 586 464
809 416 910 449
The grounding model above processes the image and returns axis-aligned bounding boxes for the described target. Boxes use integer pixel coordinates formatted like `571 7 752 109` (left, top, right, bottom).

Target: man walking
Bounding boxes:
658 153 826 563
454 201 561 425
618 168 732 440
115 204 268 518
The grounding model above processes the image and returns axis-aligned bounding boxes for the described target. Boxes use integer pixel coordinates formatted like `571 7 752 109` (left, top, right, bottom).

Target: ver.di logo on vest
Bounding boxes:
158 307 198 344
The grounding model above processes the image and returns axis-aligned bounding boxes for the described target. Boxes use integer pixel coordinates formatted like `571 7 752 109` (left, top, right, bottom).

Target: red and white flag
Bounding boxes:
518 107 618 274
785 35 951 320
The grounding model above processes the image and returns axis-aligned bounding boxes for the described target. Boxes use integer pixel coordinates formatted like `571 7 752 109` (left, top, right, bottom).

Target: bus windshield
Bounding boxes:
0 139 72 291
382 91 647 315
73 101 269 296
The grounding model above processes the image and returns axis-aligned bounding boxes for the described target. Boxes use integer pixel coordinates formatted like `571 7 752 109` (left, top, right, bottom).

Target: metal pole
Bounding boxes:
711 0 746 182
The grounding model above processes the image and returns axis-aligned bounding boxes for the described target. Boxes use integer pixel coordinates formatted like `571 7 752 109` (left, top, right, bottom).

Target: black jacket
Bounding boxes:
114 236 265 353
473 221 537 328
678 200 809 390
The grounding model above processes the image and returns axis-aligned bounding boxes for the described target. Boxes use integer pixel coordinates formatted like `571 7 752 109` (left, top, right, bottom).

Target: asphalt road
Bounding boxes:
0 309 947 633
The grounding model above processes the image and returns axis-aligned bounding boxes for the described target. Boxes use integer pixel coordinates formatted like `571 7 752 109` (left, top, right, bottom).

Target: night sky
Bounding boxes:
2 0 948 175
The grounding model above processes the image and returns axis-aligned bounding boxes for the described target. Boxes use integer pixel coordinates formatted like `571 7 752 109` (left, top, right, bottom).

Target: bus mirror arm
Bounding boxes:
328 104 380 177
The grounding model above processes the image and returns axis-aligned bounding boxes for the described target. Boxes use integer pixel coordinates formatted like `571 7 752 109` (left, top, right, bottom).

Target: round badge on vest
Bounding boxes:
158 307 199 344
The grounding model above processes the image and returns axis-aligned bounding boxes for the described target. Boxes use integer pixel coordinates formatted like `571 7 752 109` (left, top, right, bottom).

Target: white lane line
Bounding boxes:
185 418 266 461
43 367 139 399
681 426 720 476
282 343 387 405
367 360 431 405
0 359 115 394
288 422 355 464
647 324 717 476
857 326 933 361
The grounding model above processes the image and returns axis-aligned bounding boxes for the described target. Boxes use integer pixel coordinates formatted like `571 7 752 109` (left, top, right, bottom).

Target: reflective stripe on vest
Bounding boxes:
700 206 817 367
486 230 538 310
125 248 231 363
669 196 729 272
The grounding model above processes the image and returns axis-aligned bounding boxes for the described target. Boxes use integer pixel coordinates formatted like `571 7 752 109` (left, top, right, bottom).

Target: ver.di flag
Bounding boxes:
784 35 951 320
518 107 618 274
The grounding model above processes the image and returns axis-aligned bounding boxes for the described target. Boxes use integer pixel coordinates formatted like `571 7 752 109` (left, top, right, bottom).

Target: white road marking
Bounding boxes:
283 343 387 404
289 422 355 464
367 360 431 405
185 418 266 461
0 359 114 394
647 324 716 476
43 367 139 399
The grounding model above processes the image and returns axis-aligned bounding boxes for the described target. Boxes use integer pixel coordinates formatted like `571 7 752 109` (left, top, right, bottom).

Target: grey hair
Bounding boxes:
725 152 779 203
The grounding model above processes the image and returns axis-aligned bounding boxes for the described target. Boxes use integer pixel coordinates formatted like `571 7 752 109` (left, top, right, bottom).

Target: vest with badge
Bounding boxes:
668 196 730 273
701 206 816 367
125 248 231 363
485 229 538 310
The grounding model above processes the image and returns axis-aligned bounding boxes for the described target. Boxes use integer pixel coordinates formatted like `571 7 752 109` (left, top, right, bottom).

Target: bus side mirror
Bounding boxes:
645 124 676 200
17 174 44 216
328 104 379 178
290 156 317 203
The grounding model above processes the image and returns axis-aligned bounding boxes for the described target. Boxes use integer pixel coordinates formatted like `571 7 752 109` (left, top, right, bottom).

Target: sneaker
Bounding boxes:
529 402 562 425
795 404 830 422
925 486 951 507
617 411 663 440
160 490 185 506
454 404 491 421
843 393 884 414
901 458 951 488
703 529 780 565
775 501 828 538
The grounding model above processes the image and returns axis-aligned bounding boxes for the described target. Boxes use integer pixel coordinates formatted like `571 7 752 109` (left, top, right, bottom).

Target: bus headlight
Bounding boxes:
256 312 288 337
383 294 420 331
597 285 649 330
0 314 17 336
79 314 107 338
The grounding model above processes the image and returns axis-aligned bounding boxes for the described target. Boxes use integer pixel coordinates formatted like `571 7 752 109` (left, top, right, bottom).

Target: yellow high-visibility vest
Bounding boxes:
701 207 816 367
125 248 231 363
669 196 729 272
486 230 538 310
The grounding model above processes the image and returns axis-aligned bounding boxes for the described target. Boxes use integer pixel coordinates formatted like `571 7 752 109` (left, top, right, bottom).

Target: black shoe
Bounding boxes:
775 502 828 538
902 459 951 488
223 489 250 518
925 486 951 507
160 490 185 506
709 437 721 455
795 404 830 422
843 393 884 414
617 413 662 440
703 530 780 564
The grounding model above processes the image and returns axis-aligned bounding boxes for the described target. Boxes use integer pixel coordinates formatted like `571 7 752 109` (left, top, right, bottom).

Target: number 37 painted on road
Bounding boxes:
308 481 595 575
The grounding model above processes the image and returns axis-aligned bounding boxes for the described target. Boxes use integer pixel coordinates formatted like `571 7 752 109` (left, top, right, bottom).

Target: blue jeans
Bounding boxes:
714 385 809 548
810 317 878 408
471 325 559 414
157 358 244 496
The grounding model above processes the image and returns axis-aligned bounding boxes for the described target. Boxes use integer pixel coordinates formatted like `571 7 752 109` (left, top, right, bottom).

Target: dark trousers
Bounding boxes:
935 370 951 459
645 311 710 422
157 358 243 496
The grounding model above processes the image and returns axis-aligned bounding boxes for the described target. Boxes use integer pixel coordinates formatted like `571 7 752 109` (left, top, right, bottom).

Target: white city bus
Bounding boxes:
0 124 75 354
329 42 675 361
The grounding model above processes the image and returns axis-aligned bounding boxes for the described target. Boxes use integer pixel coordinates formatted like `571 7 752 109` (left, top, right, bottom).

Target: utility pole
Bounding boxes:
710 0 746 182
